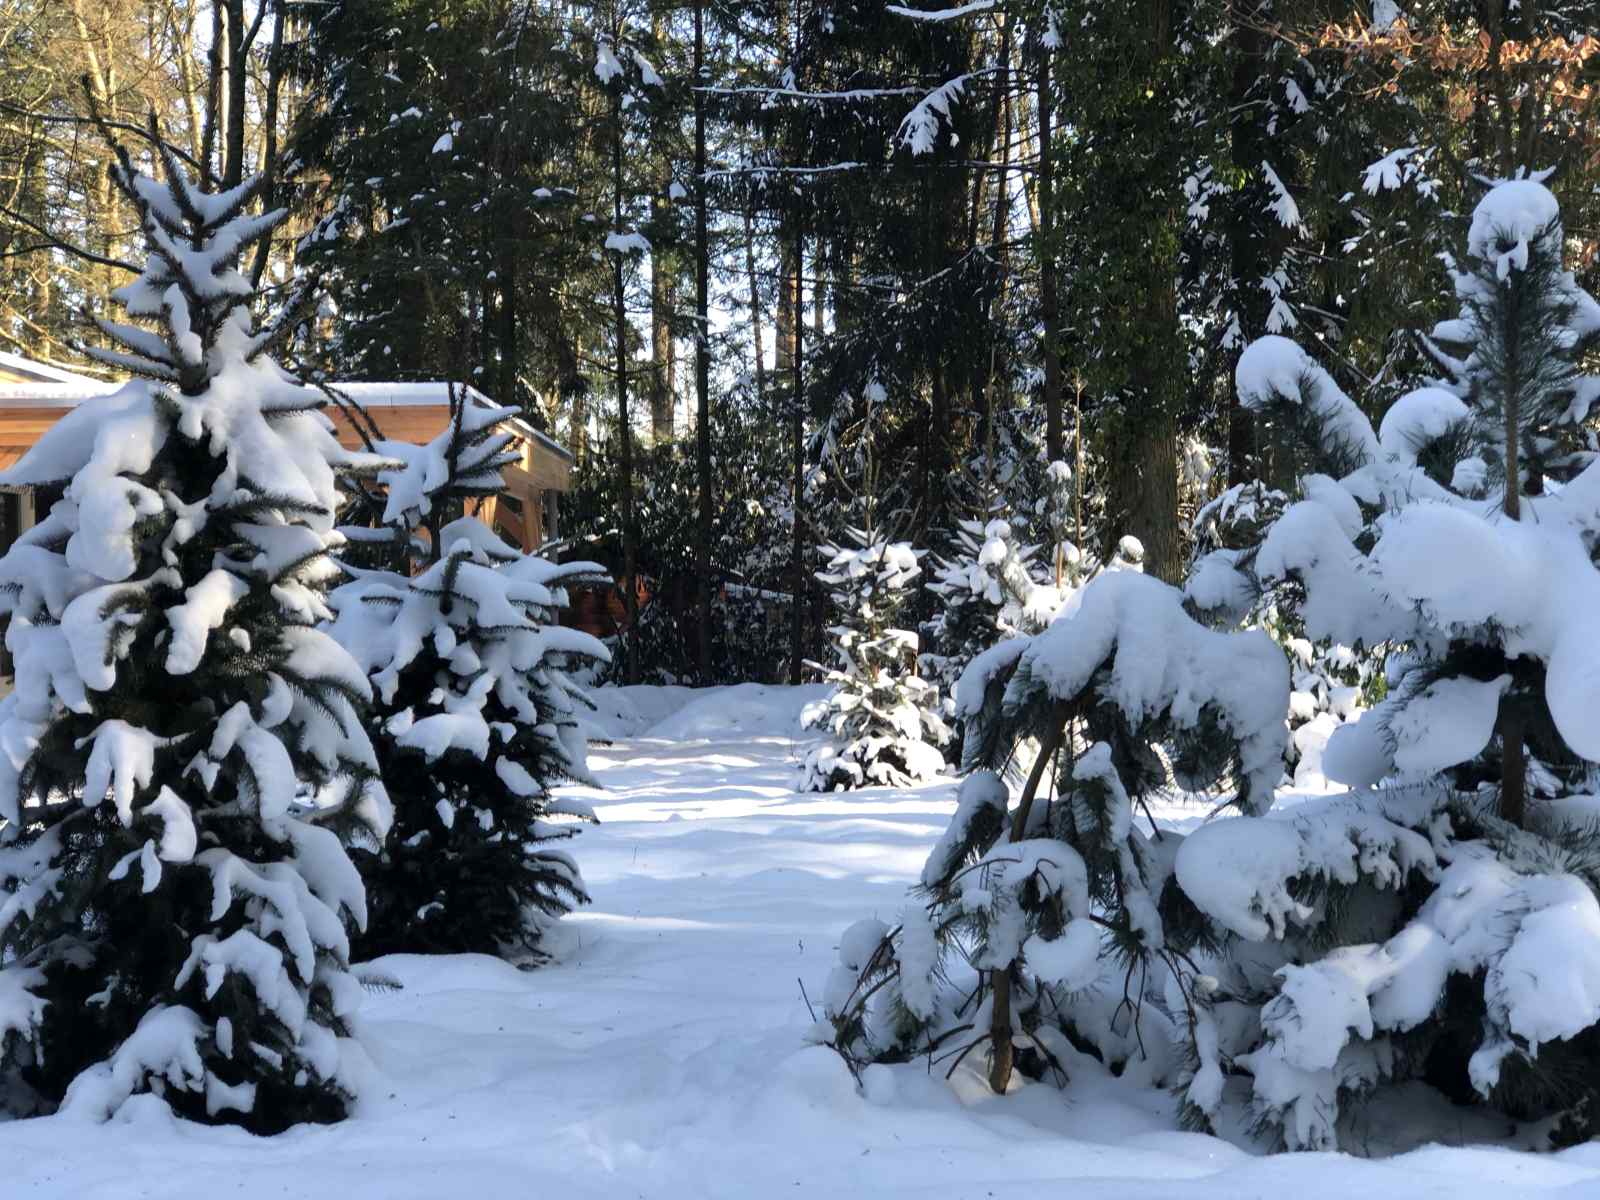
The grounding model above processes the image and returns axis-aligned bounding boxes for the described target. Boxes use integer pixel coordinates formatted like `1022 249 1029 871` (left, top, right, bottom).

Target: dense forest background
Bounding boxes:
3 0 1597 684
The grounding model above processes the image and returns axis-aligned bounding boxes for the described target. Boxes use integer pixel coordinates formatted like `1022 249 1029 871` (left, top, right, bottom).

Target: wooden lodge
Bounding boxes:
321 381 574 551
0 360 574 557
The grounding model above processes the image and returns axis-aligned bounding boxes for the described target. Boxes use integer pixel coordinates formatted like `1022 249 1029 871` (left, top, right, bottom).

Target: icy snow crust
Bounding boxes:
9 700 1600 1196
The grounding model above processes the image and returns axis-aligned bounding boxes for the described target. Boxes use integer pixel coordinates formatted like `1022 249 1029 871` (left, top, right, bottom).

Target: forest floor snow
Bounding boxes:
6 684 1600 1197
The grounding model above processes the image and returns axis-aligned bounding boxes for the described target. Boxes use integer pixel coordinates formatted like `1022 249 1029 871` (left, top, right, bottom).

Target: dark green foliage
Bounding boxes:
291 0 599 410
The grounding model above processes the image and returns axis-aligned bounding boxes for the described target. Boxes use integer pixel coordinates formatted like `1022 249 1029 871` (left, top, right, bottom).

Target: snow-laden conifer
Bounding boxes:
1177 177 1600 1149
329 394 610 959
818 182 1600 1152
0 124 389 1129
814 567 1289 1095
920 517 1053 758
798 530 950 791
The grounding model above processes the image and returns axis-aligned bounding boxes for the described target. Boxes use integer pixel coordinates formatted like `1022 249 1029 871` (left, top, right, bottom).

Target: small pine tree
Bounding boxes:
1418 173 1600 505
1038 459 1082 587
0 127 388 1129
797 528 950 792
329 395 610 960
814 569 1289 1094
921 517 1050 759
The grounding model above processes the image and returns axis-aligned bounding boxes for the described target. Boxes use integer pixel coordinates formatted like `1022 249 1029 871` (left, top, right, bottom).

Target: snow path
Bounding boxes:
6 727 1600 1196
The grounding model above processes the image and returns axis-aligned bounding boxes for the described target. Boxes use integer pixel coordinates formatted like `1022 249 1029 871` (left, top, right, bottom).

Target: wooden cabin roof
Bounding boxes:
0 351 104 387
0 377 573 491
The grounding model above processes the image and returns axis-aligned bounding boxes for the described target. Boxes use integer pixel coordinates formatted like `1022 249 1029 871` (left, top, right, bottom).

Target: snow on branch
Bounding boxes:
696 85 925 101
897 69 999 157
885 0 996 21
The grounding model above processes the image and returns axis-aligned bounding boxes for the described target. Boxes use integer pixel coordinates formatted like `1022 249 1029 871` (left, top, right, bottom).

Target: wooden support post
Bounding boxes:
522 486 543 551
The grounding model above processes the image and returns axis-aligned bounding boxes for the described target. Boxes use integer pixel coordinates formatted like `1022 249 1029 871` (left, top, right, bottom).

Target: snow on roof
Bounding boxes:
0 383 117 408
0 375 573 462
0 351 104 387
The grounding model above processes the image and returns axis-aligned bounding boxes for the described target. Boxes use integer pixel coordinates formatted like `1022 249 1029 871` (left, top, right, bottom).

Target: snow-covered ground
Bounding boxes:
6 685 1600 1197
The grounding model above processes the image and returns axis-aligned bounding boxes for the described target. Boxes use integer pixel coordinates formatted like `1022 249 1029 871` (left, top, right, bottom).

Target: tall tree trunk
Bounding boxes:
650 7 675 446
204 0 223 186
1123 401 1183 581
223 0 248 189
745 199 767 403
651 245 675 443
694 0 713 680
570 335 588 466
612 90 639 684
1036 32 1063 463
248 4 287 291
776 237 796 379
1120 4 1184 584
789 223 805 685
169 1 208 165
498 243 518 409
1224 18 1263 486
977 14 1014 465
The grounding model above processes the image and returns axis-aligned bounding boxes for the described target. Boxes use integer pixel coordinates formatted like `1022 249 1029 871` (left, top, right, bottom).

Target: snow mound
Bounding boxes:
650 684 830 741
584 684 831 741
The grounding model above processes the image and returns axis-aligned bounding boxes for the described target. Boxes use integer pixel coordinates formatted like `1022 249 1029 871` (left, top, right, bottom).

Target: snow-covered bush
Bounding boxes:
799 531 950 791
0 136 389 1129
815 568 1290 1095
329 397 610 960
1178 177 1600 1149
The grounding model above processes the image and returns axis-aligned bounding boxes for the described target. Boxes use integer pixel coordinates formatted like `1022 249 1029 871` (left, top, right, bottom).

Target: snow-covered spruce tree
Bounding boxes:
798 528 950 792
814 568 1289 1098
329 394 610 960
921 517 1053 760
0 131 389 1129
1178 178 1600 1149
1039 459 1080 587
